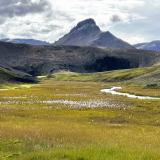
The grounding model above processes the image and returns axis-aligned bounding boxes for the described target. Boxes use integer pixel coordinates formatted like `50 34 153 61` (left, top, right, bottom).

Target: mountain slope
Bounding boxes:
55 18 134 49
135 41 160 51
0 41 159 76
91 31 133 49
0 38 50 46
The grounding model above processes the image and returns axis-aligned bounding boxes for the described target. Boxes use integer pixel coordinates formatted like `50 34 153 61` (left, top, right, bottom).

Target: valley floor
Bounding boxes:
0 79 160 160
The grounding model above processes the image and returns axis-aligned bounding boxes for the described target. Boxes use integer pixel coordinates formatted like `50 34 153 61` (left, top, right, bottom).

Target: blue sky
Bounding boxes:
0 0 159 44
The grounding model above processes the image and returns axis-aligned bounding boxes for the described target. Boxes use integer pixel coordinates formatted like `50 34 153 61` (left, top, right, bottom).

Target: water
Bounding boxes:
101 87 160 100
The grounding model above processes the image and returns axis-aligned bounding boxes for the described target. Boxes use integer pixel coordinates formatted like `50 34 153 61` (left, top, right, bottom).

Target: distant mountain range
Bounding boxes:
134 41 160 51
54 18 134 49
0 38 50 46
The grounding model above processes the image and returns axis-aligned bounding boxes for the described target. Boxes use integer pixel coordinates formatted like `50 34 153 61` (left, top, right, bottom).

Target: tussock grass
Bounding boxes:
0 80 160 159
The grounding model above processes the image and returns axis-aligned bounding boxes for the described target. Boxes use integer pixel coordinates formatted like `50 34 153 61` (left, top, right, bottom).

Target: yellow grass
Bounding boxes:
0 80 160 159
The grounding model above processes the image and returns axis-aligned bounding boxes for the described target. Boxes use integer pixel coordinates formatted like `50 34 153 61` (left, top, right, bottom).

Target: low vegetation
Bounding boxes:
0 71 160 159
48 65 160 86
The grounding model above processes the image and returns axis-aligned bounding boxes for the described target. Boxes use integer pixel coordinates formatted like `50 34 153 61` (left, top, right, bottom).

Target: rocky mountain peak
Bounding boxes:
54 18 101 46
77 18 96 26
70 18 100 34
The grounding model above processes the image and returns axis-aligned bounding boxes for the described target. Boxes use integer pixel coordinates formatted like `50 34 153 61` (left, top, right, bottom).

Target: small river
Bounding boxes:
101 87 160 100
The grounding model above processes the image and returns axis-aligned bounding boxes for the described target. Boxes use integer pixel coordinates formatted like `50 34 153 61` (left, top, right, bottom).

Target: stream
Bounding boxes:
101 87 160 100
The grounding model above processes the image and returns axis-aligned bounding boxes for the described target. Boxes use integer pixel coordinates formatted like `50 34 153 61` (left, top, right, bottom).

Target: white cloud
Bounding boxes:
0 0 159 44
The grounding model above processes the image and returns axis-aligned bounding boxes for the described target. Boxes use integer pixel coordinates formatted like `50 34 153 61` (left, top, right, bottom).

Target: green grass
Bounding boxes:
0 70 160 159
48 66 160 86
51 67 152 81
1 142 159 160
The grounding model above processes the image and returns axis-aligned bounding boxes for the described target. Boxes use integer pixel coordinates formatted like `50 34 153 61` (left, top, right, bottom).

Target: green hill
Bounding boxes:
49 65 160 86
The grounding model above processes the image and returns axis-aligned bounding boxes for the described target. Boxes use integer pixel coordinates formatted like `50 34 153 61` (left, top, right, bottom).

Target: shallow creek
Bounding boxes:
101 86 160 100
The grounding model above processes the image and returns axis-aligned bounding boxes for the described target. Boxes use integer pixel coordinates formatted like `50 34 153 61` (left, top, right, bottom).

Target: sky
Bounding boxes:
0 0 159 44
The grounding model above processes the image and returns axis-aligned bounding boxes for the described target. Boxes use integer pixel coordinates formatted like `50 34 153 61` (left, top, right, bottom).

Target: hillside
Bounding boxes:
0 65 35 83
50 65 160 86
0 42 159 76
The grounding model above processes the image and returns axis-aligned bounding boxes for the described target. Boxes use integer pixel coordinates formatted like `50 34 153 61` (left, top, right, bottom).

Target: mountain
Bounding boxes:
0 38 50 46
54 18 134 49
55 19 101 46
134 41 160 51
0 41 159 76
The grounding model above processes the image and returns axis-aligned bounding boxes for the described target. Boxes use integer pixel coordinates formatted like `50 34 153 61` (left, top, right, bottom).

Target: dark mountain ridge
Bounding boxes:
0 41 159 76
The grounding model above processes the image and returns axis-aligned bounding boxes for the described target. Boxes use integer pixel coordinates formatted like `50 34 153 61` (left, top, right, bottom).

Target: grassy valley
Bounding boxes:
0 65 160 160
0 3 159 159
